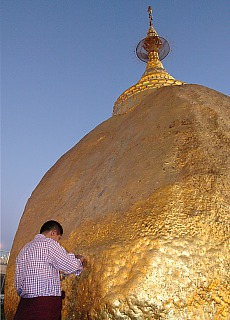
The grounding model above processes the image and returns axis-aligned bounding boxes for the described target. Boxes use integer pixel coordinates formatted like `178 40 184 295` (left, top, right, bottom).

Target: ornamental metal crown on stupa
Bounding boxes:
113 6 185 115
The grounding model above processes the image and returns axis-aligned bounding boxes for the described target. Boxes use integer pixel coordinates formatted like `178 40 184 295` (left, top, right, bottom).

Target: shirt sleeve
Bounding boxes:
48 239 83 276
15 257 23 296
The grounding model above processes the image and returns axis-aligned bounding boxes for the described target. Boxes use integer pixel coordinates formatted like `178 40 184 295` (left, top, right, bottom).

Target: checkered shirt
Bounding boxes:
15 234 83 298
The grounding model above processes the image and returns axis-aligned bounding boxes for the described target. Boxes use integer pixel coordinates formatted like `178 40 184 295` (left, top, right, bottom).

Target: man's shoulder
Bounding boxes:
34 235 58 248
16 235 44 258
18 234 63 255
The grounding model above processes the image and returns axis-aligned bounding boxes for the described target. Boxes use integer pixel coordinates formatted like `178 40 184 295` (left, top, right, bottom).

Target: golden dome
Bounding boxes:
113 6 185 116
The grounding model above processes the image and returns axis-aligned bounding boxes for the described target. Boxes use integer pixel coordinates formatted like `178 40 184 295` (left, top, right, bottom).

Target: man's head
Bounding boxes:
40 220 63 242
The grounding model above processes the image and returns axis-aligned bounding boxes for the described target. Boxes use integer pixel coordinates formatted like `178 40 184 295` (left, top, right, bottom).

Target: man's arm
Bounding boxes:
48 239 84 276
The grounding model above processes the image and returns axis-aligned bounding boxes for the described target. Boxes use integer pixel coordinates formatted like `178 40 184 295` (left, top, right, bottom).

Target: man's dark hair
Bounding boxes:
40 220 63 235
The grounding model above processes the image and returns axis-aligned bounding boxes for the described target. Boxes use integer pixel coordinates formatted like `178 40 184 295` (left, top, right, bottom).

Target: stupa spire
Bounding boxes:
113 6 185 116
147 6 160 38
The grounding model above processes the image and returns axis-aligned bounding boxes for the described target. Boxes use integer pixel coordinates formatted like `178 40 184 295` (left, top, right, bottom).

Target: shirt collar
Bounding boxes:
34 234 46 240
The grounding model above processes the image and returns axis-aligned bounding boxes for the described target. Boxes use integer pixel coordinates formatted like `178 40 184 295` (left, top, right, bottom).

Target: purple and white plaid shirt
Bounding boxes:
15 234 83 298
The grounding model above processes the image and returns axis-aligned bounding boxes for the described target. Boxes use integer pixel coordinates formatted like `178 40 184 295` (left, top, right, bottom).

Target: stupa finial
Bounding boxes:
112 6 185 116
146 6 159 40
136 6 168 63
148 6 153 27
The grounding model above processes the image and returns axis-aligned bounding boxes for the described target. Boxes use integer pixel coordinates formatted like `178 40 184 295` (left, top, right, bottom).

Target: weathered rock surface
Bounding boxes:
5 84 230 319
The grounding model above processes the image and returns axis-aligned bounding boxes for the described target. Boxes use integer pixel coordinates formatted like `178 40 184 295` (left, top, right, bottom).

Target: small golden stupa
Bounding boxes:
113 6 185 115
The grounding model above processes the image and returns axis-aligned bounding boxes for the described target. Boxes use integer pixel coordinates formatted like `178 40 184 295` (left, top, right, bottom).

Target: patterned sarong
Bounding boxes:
13 296 62 320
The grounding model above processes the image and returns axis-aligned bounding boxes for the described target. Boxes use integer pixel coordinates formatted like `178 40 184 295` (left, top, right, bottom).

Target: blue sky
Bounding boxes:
1 0 230 251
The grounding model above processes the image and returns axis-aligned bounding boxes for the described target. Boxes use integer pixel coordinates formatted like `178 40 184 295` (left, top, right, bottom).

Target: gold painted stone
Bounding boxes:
5 85 230 319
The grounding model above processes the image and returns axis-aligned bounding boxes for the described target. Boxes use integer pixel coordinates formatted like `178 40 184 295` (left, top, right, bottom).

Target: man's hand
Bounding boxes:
75 254 84 263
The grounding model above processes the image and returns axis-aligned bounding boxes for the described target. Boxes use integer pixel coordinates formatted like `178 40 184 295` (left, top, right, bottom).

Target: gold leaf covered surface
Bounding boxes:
5 85 230 319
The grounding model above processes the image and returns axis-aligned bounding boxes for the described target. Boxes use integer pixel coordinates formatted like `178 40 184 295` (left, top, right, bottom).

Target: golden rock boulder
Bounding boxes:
5 84 230 319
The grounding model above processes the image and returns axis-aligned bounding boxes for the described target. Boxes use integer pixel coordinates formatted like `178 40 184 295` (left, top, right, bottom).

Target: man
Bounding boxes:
14 220 84 320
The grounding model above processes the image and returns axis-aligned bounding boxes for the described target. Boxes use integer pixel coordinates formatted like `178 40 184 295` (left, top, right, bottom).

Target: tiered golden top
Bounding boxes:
113 6 185 116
